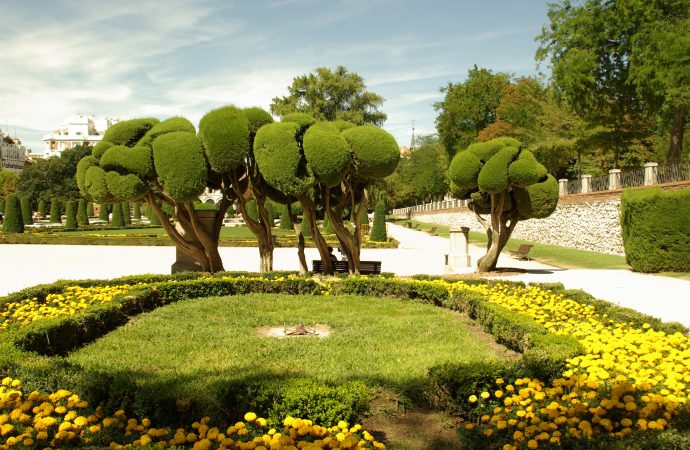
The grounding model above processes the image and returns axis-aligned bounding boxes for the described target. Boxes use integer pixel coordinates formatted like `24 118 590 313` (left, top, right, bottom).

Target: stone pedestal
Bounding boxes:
608 169 621 190
171 210 219 274
644 162 658 186
446 226 471 268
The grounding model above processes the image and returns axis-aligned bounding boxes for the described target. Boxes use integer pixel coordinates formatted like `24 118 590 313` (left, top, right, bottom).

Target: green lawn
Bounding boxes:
68 293 501 422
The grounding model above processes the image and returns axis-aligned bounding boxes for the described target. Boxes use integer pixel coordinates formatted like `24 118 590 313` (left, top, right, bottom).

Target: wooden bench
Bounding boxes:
510 244 533 260
312 260 382 275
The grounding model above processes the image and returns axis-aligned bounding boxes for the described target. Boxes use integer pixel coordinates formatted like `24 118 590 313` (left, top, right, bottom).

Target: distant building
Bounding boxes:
43 114 119 157
0 129 28 172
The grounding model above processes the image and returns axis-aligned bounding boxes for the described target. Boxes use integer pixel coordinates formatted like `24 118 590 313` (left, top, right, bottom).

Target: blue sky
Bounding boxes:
0 0 552 153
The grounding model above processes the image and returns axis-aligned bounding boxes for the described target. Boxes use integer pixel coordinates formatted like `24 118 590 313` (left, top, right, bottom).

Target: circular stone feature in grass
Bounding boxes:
258 324 331 338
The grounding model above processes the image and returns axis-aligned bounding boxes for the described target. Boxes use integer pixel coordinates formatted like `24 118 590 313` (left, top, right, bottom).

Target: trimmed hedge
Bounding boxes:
198 106 250 173
20 195 33 225
64 200 78 229
99 145 154 178
98 203 109 222
152 132 207 201
341 125 400 179
101 118 159 147
1 194 24 233
87 202 94 217
280 204 293 230
303 122 351 186
110 202 125 227
38 199 48 220
49 198 61 224
122 201 131 225
621 187 690 272
77 199 89 226
369 199 387 242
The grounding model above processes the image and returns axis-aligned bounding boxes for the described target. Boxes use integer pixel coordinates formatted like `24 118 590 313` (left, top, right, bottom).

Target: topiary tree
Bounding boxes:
133 202 141 220
20 195 33 225
448 137 558 272
99 203 109 222
87 201 94 217
50 199 61 224
279 203 293 230
111 202 125 227
369 199 387 242
77 199 89 226
122 201 131 225
38 199 48 220
322 214 335 234
2 194 24 233
65 200 78 229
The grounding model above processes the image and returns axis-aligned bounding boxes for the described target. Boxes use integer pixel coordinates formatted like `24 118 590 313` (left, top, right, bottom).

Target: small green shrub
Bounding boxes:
20 195 33 225
280 204 293 230
87 201 94 217
38 199 48 219
64 200 78 229
122 201 131 225
133 202 141 220
369 200 387 242
300 216 311 237
2 194 24 233
621 187 690 272
49 199 61 224
98 203 109 222
110 202 125 227
77 199 89 226
246 199 258 222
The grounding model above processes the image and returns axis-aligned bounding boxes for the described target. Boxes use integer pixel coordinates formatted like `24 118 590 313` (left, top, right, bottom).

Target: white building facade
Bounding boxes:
43 114 119 157
0 130 28 172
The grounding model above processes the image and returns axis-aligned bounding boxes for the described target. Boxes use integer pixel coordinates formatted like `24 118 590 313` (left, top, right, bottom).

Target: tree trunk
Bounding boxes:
235 193 274 272
321 184 363 274
668 106 685 165
300 195 332 274
288 206 308 275
475 193 519 273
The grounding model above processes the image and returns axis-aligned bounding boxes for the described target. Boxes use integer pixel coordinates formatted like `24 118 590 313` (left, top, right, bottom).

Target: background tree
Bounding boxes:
65 200 78 229
435 66 511 159
49 199 61 224
17 145 89 205
270 66 387 126
449 137 558 272
77 199 89 226
20 195 33 225
536 0 689 164
394 135 449 205
0 169 18 196
2 195 23 233
87 202 94 217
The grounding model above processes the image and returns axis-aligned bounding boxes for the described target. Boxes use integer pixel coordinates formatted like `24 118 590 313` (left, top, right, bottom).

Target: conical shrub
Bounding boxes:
50 199 61 224
99 203 109 222
2 194 24 233
147 204 161 225
20 196 33 225
122 201 131 225
65 200 78 229
111 202 125 227
323 213 335 234
133 202 141 220
300 216 312 237
77 199 89 226
38 199 48 220
87 202 94 217
370 200 387 242
265 200 275 227
280 204 293 230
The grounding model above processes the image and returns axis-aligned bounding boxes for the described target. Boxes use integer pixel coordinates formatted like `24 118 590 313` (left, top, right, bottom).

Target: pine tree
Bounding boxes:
50 199 61 224
2 195 24 233
77 199 89 226
370 200 387 242
38 199 48 220
20 196 33 225
65 200 78 229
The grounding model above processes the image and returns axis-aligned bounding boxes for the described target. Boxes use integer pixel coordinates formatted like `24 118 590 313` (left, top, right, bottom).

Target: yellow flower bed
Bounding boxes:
0 377 385 449
0 285 134 330
463 284 690 448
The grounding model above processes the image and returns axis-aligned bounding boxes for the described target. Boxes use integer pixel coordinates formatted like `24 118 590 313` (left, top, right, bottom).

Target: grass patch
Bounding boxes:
66 293 502 422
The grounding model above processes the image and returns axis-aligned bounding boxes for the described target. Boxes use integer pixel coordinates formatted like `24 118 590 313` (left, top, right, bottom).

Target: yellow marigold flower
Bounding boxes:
480 391 490 399
469 395 478 403
495 390 504 398
527 439 538 449
244 412 257 422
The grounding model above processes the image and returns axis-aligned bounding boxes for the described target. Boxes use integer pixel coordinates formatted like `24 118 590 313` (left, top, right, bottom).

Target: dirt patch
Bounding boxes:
256 324 331 338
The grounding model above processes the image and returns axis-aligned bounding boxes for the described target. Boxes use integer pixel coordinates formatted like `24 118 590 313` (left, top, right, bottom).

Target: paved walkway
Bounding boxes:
1 223 688 326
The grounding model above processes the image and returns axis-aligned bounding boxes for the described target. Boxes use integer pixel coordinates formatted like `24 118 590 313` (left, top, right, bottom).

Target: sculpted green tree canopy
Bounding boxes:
449 137 558 272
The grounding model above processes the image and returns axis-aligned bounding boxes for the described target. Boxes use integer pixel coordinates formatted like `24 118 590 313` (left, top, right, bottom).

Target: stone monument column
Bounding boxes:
446 226 471 269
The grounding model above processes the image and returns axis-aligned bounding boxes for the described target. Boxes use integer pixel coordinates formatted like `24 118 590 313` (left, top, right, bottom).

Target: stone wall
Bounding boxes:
413 199 624 256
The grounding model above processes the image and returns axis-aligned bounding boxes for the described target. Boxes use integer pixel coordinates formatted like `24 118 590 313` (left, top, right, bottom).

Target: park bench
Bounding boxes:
312 260 382 275
429 226 438 236
510 244 533 260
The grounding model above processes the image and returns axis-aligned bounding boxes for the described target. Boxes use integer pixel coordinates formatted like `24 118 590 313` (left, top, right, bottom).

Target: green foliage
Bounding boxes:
621 187 690 272
91 141 113 159
280 113 317 137
0 197 4 213
449 151 481 189
242 107 274 135
254 122 313 197
0 169 18 197
49 199 61 224
435 66 511 158
322 214 334 234
83 166 109 202
152 132 207 201
99 145 154 178
513 175 559 219
77 199 89 226
64 200 78 229
341 125 400 179
265 200 275 226
300 216 311 237
101 118 159 147
280 204 293 230
98 204 109 222
477 146 520 194
122 202 131 225
133 202 141 220
507 149 545 187
198 106 250 173
110 202 125 227
369 200 387 242
467 137 520 162
105 171 147 200
76 155 98 194
87 202 94 217
262 380 370 427
138 117 195 147
303 122 351 186
270 66 387 126
392 135 450 205
146 204 160 225
246 199 259 222
20 195 33 225
2 195 24 233
38 199 47 219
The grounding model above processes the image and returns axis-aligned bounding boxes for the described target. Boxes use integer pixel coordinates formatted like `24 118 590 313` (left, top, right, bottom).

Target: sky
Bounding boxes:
0 0 552 154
